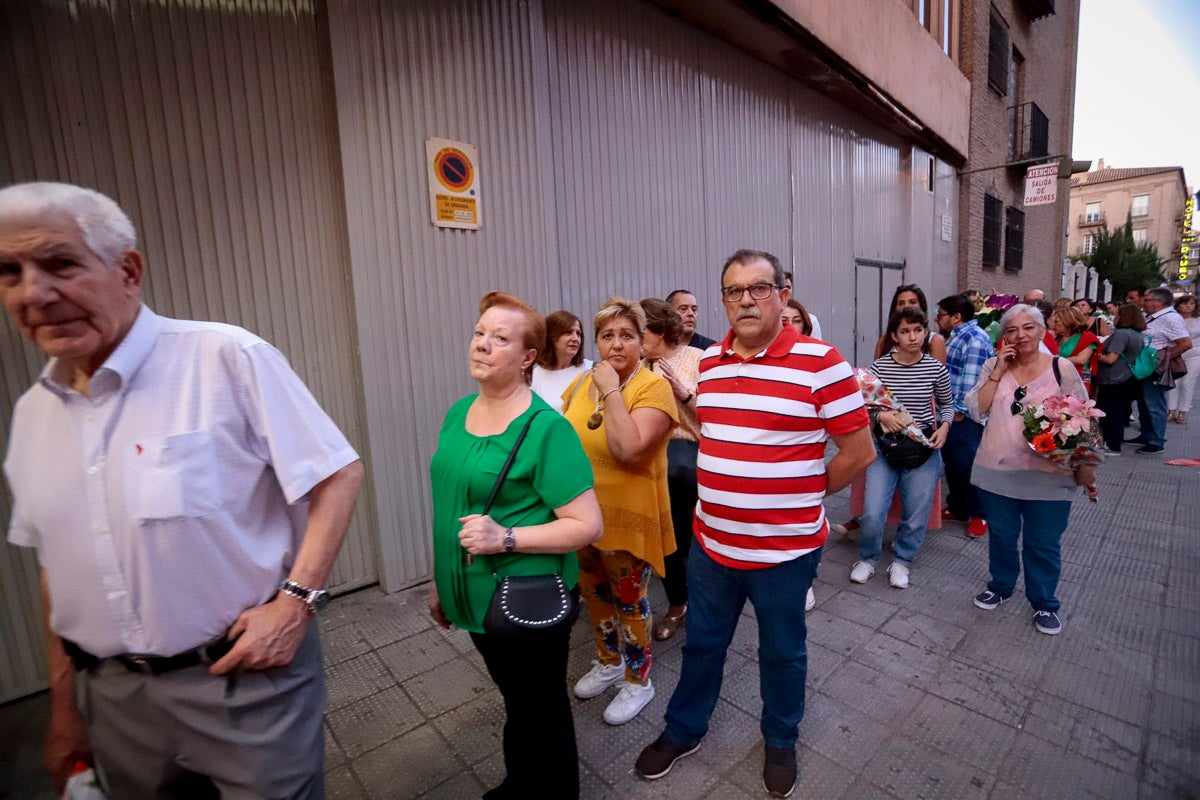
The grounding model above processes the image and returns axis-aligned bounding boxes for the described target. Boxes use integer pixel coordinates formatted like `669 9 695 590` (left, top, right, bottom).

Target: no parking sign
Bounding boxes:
426 137 481 229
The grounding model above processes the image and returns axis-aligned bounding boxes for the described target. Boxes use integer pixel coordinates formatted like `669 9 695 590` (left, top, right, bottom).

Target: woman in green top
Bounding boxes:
428 292 602 800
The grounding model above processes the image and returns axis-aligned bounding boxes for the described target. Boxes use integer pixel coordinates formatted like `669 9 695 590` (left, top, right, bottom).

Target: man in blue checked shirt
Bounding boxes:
935 294 994 538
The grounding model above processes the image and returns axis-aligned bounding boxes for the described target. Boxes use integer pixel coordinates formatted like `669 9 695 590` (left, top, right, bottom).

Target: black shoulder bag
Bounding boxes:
478 410 580 637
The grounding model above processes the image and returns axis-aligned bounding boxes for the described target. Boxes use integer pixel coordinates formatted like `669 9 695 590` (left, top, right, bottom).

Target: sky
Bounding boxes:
1072 0 1200 191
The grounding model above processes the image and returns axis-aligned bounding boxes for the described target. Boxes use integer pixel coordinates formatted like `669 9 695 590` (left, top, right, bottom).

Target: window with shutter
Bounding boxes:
1005 207 1025 271
988 13 1009 94
983 194 1003 267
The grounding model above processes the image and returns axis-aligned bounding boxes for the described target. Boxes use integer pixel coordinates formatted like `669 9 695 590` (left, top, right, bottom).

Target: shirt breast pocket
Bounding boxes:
126 430 222 521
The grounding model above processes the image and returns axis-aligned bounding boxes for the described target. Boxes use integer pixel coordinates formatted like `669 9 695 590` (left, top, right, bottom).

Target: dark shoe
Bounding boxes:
763 745 797 798
1135 445 1164 454
482 779 514 799
1033 610 1062 635
635 733 700 780
973 590 1008 610
966 518 989 538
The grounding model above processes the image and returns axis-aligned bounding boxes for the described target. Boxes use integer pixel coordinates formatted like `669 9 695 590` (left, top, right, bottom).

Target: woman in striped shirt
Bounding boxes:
850 307 954 589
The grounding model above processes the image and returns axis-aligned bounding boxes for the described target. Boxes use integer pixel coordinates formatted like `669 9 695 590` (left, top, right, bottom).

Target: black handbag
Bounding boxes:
478 410 579 637
874 424 935 470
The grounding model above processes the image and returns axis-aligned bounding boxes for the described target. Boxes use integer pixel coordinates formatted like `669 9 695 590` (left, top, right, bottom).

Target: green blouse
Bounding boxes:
430 393 595 633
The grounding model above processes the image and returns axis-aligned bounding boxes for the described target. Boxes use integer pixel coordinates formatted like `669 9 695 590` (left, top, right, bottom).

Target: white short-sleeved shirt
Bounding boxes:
1145 308 1190 351
531 359 592 413
4 306 359 657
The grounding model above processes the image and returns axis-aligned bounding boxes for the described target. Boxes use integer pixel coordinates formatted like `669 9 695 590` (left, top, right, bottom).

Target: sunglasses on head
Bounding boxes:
1010 385 1028 416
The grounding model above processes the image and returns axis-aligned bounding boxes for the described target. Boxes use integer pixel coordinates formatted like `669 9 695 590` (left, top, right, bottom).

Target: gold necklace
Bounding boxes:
587 363 641 430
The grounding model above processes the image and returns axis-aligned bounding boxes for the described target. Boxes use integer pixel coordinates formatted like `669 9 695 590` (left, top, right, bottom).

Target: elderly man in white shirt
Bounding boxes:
0 182 364 799
1126 286 1194 454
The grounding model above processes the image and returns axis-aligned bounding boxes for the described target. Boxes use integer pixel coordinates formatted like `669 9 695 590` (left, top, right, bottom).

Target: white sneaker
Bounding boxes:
574 661 625 699
849 561 875 583
603 680 655 725
887 562 910 589
805 587 815 612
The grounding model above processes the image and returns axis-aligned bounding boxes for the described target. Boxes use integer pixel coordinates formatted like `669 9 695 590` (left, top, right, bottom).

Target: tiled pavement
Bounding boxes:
4 420 1199 799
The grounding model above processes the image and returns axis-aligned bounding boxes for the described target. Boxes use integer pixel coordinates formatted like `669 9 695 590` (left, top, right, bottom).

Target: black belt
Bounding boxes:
62 637 237 676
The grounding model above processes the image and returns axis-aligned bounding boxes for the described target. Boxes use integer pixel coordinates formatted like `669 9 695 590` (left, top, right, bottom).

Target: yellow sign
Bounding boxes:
426 138 481 230
1180 198 1194 280
436 195 478 224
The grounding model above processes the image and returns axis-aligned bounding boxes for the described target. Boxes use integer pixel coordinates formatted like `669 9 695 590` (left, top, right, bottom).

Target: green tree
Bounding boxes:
1078 213 1167 297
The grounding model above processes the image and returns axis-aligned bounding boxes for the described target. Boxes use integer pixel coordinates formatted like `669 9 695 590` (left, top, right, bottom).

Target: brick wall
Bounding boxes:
957 0 1081 298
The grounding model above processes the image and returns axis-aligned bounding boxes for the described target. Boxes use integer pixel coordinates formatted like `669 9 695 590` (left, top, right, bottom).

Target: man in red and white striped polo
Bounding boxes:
636 249 875 797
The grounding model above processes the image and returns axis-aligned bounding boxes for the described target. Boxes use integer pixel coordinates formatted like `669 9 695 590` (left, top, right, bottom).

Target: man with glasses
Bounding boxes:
667 289 717 351
636 249 874 797
1126 287 1193 454
935 294 994 538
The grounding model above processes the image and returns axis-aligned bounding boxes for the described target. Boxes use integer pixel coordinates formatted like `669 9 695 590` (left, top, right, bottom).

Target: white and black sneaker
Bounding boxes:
973 590 1008 610
1033 610 1062 635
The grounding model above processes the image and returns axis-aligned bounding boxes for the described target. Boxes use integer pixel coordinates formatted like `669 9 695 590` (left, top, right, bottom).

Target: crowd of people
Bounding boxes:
2 180 1195 800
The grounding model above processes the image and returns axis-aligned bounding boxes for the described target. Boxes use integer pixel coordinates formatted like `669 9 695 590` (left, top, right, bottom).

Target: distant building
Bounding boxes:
1068 162 1189 271
957 0 1081 297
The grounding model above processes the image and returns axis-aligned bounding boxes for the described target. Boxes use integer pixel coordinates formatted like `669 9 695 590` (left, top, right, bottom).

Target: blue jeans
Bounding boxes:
1136 377 1168 448
943 418 984 518
860 449 942 565
977 489 1070 612
662 542 820 750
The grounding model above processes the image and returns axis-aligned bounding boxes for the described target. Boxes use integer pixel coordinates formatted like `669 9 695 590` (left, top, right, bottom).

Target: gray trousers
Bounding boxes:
77 622 326 800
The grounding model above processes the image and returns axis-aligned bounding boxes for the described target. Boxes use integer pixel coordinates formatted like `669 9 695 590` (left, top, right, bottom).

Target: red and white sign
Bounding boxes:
1023 162 1059 207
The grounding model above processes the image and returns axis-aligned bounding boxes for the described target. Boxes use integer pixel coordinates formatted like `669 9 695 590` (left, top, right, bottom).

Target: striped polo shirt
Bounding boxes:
694 325 869 569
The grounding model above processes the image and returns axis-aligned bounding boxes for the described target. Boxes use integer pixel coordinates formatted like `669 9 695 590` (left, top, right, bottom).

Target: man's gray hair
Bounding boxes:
999 303 1046 330
1145 287 1174 306
0 182 136 264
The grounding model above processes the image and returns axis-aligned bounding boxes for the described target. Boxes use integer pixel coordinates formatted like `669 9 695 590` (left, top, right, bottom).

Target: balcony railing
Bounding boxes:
1017 0 1056 20
1008 101 1050 163
1078 212 1106 227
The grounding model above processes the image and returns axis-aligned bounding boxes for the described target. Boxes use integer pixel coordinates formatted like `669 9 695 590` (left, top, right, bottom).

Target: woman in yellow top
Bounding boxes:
563 297 679 726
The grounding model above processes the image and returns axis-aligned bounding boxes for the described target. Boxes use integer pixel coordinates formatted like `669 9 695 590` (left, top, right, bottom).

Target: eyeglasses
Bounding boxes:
1010 385 1028 416
721 282 778 303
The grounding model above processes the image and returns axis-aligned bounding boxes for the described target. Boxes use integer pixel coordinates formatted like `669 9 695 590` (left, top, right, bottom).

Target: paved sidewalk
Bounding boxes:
4 420 1198 799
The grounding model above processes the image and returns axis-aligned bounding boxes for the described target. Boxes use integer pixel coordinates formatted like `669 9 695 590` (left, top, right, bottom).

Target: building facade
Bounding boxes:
1068 163 1189 269
956 0 1081 297
0 0 1043 700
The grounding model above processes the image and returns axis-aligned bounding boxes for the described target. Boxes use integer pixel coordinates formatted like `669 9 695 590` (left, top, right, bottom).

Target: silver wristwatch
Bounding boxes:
503 527 517 553
279 579 331 615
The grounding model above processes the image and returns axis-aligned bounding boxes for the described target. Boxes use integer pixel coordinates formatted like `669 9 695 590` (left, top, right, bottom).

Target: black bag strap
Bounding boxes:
1051 355 1063 388
481 409 545 516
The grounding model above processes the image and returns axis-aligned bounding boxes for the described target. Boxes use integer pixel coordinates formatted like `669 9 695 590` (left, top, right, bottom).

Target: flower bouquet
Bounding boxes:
1020 394 1105 501
854 368 932 446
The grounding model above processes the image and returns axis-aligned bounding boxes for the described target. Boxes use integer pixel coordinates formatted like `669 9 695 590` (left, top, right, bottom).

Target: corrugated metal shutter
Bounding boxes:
0 0 376 701
326 0 563 589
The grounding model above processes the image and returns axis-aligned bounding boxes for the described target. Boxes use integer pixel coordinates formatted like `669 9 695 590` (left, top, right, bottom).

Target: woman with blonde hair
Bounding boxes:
562 297 678 725
1051 306 1102 393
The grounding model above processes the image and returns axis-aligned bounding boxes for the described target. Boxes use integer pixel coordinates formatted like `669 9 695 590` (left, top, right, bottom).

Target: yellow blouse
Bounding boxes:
562 367 679 575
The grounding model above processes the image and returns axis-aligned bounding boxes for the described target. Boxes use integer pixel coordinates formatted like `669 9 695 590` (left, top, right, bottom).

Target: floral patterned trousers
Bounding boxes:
576 545 652 685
